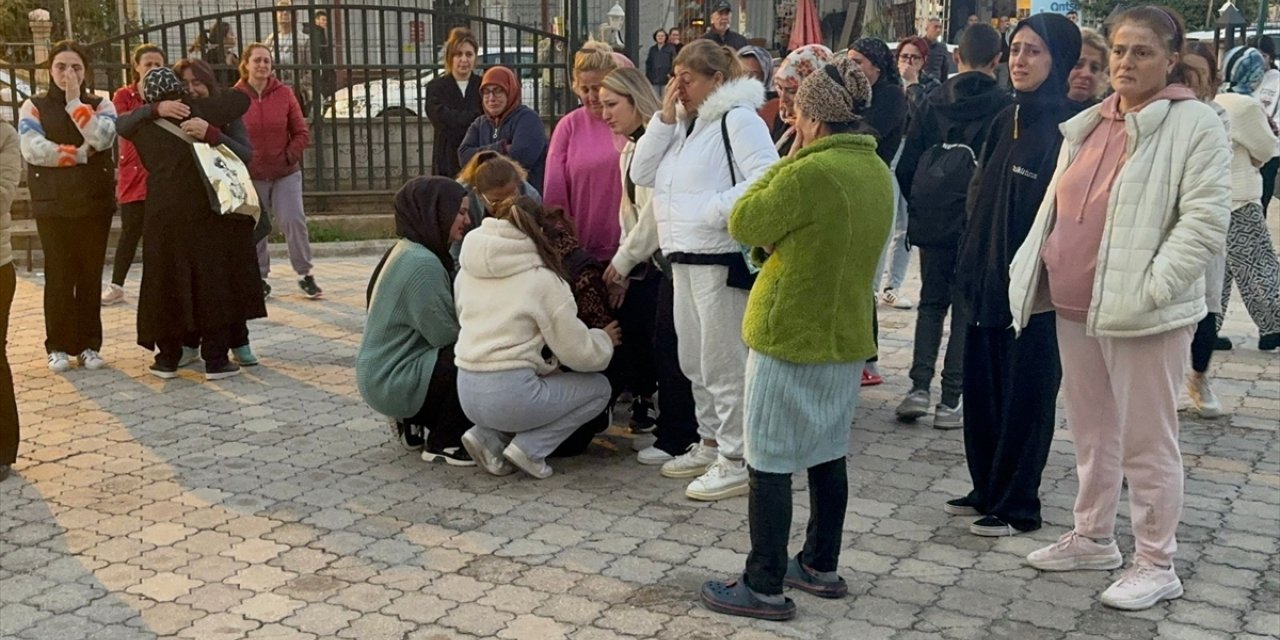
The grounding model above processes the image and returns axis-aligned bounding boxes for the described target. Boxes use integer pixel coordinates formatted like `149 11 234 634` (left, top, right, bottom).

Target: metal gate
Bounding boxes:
1 3 571 195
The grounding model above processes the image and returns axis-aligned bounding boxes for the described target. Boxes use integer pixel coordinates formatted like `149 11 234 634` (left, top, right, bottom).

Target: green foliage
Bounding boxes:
1079 0 1265 33
0 0 120 63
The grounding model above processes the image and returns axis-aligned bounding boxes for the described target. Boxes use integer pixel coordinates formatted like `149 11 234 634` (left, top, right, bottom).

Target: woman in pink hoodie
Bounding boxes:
1008 6 1230 612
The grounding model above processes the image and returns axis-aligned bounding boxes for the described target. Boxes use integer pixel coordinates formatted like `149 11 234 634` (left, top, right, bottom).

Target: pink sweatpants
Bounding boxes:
1056 317 1193 567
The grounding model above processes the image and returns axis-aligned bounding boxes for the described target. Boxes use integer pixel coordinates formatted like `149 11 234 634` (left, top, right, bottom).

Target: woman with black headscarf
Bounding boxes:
356 176 475 466
847 38 907 166
117 67 266 382
949 13 1081 538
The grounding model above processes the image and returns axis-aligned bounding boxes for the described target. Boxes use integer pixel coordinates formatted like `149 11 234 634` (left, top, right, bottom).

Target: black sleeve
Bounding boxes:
896 101 936 196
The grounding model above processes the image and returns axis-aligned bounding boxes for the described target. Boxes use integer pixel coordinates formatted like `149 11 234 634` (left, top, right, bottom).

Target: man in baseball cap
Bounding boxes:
701 0 750 50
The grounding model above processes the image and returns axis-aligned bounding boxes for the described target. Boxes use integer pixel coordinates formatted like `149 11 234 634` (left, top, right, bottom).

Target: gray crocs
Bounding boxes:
700 575 796 621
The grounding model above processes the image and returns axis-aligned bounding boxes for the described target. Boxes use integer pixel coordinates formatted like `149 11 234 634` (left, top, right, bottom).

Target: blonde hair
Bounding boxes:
674 39 743 82
600 67 661 124
1080 28 1107 61
492 196 570 282
573 41 619 88
239 43 272 80
445 27 479 74
457 151 527 195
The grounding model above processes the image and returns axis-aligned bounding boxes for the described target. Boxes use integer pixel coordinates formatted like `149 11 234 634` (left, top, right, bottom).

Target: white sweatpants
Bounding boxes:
671 263 749 459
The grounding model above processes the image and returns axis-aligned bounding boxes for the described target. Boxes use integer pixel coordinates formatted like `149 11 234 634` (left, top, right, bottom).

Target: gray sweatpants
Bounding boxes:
253 171 313 278
457 368 611 459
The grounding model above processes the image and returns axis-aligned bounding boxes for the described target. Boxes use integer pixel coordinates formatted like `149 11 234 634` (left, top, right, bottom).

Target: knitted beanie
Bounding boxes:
794 57 871 123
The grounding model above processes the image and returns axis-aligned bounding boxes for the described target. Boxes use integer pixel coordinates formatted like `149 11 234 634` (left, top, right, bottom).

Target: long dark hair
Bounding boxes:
492 196 570 282
173 58 222 96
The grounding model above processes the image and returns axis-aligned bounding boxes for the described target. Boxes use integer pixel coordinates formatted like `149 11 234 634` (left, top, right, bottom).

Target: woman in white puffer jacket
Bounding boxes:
630 40 779 502
1008 6 1230 612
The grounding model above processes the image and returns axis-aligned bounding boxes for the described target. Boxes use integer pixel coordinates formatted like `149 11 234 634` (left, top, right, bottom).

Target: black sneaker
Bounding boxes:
206 361 242 381
1214 336 1233 351
394 421 424 451
421 445 476 467
262 280 272 299
944 497 981 516
629 397 658 433
298 275 323 299
149 360 179 379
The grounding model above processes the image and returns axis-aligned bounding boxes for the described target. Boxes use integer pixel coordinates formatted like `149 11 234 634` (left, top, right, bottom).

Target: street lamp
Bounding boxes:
1217 1 1249 53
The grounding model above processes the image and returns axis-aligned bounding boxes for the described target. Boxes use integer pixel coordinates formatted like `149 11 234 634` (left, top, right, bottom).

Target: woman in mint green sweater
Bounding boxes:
356 177 474 466
700 58 894 622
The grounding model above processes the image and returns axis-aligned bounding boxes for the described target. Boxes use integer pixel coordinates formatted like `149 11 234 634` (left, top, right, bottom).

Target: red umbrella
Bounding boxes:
788 0 822 50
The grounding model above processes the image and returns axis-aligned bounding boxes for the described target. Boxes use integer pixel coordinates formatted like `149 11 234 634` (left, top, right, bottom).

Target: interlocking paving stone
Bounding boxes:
1 253 1276 639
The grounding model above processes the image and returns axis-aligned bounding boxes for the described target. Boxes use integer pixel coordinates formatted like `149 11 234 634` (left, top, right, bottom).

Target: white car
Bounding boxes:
327 48 541 118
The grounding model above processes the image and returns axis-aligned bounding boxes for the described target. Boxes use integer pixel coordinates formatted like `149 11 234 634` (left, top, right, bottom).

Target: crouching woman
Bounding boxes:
453 197 621 479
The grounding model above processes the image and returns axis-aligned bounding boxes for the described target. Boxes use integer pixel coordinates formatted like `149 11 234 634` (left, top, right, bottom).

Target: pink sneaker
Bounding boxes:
1100 559 1182 610
1027 531 1123 571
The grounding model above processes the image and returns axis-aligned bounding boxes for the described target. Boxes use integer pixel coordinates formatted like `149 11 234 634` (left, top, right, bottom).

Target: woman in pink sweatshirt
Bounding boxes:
1008 6 1230 612
542 43 623 263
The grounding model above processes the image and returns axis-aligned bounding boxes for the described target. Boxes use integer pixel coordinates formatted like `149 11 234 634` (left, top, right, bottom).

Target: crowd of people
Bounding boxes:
0 2 1276 626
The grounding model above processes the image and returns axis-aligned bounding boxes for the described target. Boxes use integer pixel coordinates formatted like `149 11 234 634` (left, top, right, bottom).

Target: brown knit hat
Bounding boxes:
794 57 871 124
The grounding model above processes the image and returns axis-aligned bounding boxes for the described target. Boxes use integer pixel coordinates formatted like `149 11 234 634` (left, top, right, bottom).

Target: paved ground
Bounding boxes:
1 251 1277 640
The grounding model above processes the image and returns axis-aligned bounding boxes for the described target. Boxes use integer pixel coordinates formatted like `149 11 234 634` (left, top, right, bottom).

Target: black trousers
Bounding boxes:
110 202 145 286
0 263 17 465
36 215 112 354
184 322 250 351
744 458 848 595
962 313 1061 532
1261 157 1279 216
1191 312 1220 374
614 268 660 398
158 324 232 369
909 246 966 406
652 272 699 456
403 346 471 451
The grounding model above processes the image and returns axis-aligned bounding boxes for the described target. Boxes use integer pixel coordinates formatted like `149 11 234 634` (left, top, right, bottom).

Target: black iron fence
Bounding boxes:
1 3 572 195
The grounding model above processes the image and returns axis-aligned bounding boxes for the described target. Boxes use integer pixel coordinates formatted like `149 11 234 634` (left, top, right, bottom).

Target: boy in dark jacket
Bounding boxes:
894 24 1009 429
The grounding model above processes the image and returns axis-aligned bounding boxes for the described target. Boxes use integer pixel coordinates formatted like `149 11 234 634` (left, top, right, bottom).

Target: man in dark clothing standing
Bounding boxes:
702 1 750 50
923 18 951 82
894 24 1009 430
305 10 336 103
949 13 1082 539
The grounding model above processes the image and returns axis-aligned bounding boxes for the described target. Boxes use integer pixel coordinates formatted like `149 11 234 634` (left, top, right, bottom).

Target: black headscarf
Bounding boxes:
394 176 467 271
852 37 900 85
143 68 185 104
1009 13 1081 105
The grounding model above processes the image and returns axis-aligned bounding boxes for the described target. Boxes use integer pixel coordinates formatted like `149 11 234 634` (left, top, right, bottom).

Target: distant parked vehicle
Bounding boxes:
327 48 541 118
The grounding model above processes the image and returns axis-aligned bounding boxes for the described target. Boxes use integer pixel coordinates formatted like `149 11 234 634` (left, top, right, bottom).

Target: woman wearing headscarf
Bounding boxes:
738 46 778 124
771 45 833 157
117 67 266 381
459 66 548 192
1215 46 1280 351
357 177 475 466
950 13 1081 537
849 37 912 382
700 57 893 621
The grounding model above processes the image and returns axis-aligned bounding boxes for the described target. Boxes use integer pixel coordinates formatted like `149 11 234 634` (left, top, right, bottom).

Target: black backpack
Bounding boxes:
907 120 985 248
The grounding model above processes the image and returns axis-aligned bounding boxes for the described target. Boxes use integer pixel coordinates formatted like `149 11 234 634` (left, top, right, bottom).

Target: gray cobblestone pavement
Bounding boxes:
1 253 1277 640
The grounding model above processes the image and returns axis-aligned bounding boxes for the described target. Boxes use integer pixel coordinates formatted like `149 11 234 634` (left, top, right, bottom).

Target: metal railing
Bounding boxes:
1 3 572 196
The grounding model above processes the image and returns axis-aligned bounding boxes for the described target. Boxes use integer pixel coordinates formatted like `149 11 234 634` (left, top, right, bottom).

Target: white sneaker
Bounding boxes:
631 432 657 452
503 442 553 479
880 288 914 309
178 346 202 368
101 283 125 306
685 456 749 501
1100 560 1183 610
47 351 71 372
1186 373 1223 419
636 445 674 466
660 442 718 479
77 349 105 370
460 429 516 477
1027 531 1124 571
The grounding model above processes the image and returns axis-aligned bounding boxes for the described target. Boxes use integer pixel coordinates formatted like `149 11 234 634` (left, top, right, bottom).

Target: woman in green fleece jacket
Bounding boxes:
700 58 894 622
356 177 475 467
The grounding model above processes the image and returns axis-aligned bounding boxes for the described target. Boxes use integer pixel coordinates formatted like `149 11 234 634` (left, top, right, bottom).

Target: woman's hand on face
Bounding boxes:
660 76 680 124
603 320 623 346
156 100 191 120
181 117 210 139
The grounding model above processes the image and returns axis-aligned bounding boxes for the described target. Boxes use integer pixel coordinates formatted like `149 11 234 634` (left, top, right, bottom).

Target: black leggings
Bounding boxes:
1190 313 1220 374
744 458 848 595
111 202 145 286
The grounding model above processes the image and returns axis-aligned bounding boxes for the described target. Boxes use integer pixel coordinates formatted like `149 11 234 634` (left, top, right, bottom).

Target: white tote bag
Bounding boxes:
156 118 261 221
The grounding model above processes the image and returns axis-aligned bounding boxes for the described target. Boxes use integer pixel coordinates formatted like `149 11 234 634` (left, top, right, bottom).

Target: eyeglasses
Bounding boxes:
898 53 923 62
481 87 506 97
